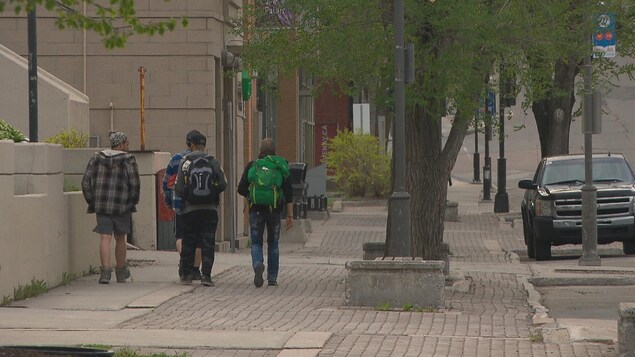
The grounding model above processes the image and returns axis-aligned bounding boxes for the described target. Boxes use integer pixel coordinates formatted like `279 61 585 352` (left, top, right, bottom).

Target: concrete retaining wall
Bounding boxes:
0 140 168 301
345 258 445 309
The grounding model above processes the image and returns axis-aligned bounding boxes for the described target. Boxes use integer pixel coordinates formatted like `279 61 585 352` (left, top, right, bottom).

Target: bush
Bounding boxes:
324 130 390 198
44 128 88 148
0 119 27 142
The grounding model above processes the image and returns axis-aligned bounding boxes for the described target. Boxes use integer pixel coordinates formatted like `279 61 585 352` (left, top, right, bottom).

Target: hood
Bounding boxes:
97 149 130 168
542 183 635 198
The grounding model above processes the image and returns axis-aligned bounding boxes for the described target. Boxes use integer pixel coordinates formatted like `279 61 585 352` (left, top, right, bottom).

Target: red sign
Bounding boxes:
314 123 339 167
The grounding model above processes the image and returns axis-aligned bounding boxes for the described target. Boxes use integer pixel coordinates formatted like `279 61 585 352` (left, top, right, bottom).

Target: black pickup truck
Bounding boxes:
518 153 635 260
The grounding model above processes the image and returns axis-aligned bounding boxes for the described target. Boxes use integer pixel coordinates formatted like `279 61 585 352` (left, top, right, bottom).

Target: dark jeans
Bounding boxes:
181 209 218 277
249 210 281 282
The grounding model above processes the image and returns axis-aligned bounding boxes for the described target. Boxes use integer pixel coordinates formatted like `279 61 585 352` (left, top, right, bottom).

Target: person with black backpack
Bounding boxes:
237 138 293 288
175 130 227 286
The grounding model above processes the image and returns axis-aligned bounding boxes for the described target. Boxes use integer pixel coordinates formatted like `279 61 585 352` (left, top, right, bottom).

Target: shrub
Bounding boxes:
324 130 391 198
44 128 88 148
0 119 27 142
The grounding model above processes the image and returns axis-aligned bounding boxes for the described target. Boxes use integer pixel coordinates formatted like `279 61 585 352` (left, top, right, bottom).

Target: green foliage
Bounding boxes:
375 302 391 311
529 331 544 343
0 119 27 142
0 0 188 49
402 303 413 312
64 179 81 192
12 277 48 301
114 346 188 357
323 130 390 198
1 295 12 306
44 128 88 148
60 272 77 286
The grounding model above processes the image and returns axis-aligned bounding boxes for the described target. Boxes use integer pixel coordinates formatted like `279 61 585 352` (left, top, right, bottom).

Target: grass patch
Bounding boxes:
375 303 391 311
114 346 188 356
60 272 77 286
13 277 48 301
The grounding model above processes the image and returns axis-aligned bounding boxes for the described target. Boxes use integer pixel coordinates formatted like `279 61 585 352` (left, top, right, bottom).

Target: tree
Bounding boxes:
0 0 188 48
234 0 611 259
518 1 635 157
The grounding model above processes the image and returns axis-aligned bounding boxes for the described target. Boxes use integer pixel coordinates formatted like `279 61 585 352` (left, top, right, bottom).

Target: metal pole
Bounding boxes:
138 66 146 151
228 100 236 253
387 0 412 257
483 99 492 200
494 65 509 212
579 54 600 266
473 118 480 183
27 8 38 142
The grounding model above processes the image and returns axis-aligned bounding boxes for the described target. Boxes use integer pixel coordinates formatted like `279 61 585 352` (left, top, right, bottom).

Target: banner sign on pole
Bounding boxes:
593 13 616 58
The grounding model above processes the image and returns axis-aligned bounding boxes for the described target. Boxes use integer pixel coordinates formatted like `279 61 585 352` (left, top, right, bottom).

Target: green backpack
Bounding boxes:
247 155 289 208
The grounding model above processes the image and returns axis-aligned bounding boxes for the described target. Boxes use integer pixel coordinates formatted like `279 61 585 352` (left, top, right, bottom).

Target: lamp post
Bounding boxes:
387 0 411 257
482 92 493 201
473 119 480 183
28 7 38 142
494 65 509 213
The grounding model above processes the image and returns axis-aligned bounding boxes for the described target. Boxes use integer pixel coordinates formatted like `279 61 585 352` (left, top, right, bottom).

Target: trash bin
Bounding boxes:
288 162 309 203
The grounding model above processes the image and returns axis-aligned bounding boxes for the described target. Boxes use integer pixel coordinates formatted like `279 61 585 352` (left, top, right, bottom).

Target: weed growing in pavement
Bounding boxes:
86 265 99 275
529 331 544 343
60 272 77 286
12 277 48 301
402 303 413 311
375 303 391 311
1 295 12 306
114 346 188 356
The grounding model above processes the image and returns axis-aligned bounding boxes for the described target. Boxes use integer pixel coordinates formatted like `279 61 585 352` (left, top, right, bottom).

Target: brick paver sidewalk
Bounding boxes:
127 207 616 356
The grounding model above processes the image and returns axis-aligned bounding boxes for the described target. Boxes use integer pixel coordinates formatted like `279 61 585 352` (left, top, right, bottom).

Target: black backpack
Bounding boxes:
175 154 221 205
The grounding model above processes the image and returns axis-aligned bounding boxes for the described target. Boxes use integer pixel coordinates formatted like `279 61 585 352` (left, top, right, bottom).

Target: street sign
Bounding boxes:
593 13 616 58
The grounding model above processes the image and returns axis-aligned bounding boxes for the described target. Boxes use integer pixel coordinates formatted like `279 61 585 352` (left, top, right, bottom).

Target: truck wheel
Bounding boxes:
524 219 535 259
533 232 551 261
623 241 635 255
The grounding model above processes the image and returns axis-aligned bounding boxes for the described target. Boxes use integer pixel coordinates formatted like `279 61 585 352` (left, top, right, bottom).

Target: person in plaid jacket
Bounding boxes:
82 132 140 284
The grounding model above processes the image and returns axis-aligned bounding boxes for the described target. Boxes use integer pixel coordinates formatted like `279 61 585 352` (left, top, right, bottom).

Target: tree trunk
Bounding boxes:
531 58 579 157
403 101 469 259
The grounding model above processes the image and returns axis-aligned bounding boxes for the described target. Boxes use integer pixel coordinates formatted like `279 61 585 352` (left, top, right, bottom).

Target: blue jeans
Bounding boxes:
249 210 281 282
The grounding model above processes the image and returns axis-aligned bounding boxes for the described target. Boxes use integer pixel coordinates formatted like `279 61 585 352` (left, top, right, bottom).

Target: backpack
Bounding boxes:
247 155 289 208
175 154 221 205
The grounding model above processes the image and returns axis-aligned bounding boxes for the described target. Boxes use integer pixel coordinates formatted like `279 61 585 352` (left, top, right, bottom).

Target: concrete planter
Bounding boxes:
445 201 459 222
619 302 635 356
345 258 445 309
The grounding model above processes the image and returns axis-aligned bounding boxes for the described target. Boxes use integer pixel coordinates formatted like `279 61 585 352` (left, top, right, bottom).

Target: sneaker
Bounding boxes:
99 267 112 284
254 262 265 288
115 265 131 283
192 269 202 281
201 275 214 286
267 281 278 286
180 274 193 285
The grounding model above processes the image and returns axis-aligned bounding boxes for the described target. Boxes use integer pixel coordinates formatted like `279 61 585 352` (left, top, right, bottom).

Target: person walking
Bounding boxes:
237 138 293 288
175 130 227 286
82 132 140 284
162 131 203 280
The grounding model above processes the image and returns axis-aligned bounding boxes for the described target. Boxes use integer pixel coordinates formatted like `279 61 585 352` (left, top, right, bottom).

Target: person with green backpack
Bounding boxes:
237 138 294 287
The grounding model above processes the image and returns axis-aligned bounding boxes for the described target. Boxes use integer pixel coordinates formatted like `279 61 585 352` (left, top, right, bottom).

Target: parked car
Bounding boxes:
518 153 635 260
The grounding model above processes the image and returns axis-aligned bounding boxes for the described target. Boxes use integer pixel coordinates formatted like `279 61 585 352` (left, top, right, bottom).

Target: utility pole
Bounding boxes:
387 0 412 257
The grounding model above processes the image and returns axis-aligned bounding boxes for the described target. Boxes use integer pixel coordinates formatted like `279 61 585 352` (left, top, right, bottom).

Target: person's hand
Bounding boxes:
286 216 293 230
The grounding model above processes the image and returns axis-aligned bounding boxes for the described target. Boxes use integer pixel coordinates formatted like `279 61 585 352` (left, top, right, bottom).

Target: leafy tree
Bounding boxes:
235 0 625 259
0 0 188 48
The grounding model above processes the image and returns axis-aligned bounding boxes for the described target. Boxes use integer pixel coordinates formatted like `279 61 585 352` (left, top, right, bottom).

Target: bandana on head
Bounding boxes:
109 132 127 148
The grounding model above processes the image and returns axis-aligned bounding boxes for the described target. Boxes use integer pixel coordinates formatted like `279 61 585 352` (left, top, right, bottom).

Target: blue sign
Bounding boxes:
594 13 616 58
487 90 496 114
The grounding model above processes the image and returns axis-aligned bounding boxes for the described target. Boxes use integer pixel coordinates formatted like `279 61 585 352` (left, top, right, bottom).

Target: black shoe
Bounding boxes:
201 275 214 286
192 269 202 281
178 264 184 279
268 281 277 286
254 262 265 288
180 274 193 285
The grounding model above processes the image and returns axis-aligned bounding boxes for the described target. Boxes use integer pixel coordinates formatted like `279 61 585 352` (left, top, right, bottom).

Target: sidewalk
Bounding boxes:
0 178 626 356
